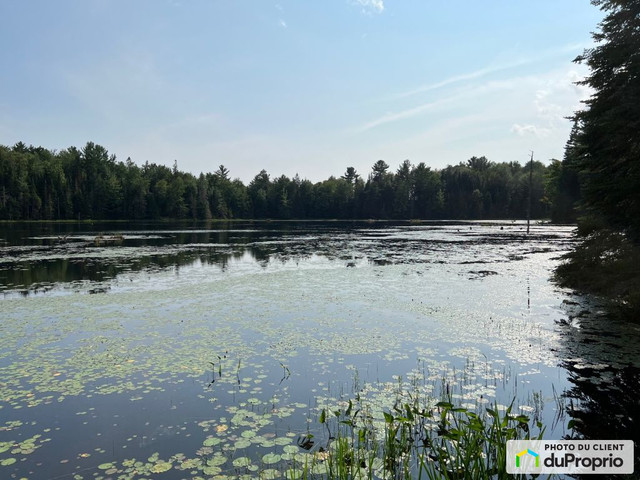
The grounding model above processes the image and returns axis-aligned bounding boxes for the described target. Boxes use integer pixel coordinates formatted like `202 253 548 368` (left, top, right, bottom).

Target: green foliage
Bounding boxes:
0 142 558 221
371 160 390 180
554 1 640 312
341 167 359 185
544 158 581 223
568 0 640 240
440 160 547 220
291 398 543 480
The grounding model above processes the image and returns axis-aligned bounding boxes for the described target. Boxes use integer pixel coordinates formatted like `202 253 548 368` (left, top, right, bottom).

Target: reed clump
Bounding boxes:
289 396 543 480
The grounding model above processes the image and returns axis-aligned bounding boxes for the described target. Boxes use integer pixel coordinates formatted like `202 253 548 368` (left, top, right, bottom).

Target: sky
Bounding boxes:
0 0 604 183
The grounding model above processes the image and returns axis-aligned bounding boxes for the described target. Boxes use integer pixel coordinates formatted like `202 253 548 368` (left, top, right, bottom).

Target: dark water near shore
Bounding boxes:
0 221 638 479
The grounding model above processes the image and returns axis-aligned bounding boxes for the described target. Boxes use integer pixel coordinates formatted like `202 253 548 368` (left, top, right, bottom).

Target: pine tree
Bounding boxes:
572 0 640 240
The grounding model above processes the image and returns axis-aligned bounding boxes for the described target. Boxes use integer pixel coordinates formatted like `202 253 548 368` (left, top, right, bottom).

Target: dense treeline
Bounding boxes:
0 141 553 221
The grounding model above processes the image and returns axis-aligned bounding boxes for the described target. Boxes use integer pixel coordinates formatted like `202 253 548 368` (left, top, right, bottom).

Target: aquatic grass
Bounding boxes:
292 394 545 480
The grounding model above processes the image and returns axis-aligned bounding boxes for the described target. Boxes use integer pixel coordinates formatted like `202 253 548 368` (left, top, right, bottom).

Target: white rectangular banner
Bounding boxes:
506 440 634 475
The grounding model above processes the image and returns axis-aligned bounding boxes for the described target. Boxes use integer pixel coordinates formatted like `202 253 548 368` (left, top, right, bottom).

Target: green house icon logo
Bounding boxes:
516 449 539 468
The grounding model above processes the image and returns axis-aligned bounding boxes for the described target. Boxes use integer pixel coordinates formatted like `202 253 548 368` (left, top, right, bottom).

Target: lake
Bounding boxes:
1 221 638 479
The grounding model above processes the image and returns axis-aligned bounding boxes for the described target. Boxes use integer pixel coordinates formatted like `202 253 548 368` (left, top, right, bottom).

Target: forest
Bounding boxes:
0 141 559 222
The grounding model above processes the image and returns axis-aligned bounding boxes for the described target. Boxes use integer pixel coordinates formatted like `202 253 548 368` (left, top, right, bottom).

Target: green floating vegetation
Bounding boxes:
203 437 221 447
0 434 48 460
206 454 227 467
149 460 172 473
32 392 544 480
232 456 252 468
262 453 281 465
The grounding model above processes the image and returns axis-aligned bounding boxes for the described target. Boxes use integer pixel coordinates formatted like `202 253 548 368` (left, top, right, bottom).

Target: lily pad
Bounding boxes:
232 456 252 468
261 468 281 479
207 454 227 467
180 458 201 469
203 437 221 447
150 461 172 473
261 453 281 465
202 465 222 475
234 439 252 449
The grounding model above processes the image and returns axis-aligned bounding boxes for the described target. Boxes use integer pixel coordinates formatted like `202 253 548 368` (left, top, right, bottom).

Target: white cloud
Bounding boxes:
352 0 384 14
356 66 591 136
509 69 591 139
355 78 519 133
391 43 589 101
343 64 593 171
510 123 551 137
391 61 528 100
355 99 446 132
278 19 287 28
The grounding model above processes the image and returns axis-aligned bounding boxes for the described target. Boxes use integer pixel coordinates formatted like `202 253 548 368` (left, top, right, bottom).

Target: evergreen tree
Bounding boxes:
341 167 359 184
571 0 640 240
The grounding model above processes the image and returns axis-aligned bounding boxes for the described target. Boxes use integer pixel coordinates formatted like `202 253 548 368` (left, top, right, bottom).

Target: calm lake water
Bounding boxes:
1 221 638 479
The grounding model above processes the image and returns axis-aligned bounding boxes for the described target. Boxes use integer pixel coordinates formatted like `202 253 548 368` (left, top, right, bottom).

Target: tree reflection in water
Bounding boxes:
557 299 640 474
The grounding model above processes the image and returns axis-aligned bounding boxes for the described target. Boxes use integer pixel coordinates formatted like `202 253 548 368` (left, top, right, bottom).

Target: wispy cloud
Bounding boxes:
275 4 287 28
509 69 591 139
355 66 590 134
390 60 528 100
355 78 521 133
510 123 551 137
391 43 588 101
352 0 384 14
355 99 447 132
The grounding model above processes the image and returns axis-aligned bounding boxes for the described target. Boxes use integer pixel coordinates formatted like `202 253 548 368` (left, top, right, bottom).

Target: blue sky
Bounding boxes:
0 1 603 182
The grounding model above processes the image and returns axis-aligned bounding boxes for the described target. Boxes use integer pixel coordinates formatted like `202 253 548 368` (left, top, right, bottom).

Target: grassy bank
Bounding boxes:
555 230 640 319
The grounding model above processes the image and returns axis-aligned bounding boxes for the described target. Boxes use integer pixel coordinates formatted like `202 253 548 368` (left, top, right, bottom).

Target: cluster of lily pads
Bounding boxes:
0 432 50 468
